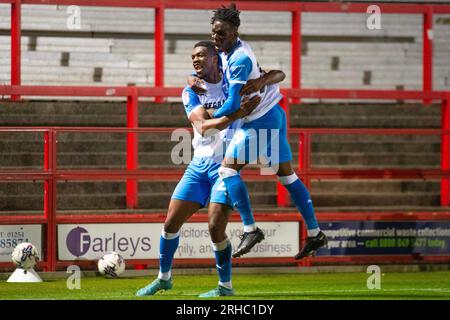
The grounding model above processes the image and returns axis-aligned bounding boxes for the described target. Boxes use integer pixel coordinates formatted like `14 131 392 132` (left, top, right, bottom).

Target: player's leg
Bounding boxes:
136 199 201 297
276 161 327 259
159 199 201 280
219 127 265 258
270 105 327 259
219 159 254 227
199 200 234 297
136 162 209 296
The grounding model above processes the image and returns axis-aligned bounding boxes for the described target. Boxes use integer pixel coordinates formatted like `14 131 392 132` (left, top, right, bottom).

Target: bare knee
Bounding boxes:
208 207 229 243
164 207 183 233
164 219 181 234
208 216 223 239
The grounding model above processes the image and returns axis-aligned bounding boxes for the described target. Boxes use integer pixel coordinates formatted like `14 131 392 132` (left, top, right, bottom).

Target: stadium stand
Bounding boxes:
0 5 449 89
0 4 448 214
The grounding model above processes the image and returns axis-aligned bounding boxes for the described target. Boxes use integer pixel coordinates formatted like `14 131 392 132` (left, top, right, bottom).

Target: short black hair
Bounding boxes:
193 40 217 56
211 3 240 28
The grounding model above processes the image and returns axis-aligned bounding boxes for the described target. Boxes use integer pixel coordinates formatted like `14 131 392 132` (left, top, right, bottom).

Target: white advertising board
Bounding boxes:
58 222 299 260
0 225 43 262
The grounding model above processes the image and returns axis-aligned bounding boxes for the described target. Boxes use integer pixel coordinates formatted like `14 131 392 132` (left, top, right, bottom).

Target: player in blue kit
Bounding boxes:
208 4 328 259
136 41 284 297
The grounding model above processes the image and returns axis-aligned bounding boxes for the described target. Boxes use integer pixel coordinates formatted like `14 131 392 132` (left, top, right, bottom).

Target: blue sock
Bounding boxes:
223 175 255 226
214 243 232 284
159 233 180 274
284 179 319 230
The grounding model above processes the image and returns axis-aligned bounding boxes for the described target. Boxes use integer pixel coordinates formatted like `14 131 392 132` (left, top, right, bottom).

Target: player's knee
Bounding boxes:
163 219 180 234
218 166 238 179
208 217 219 233
209 223 225 242
208 216 225 239
164 210 182 233
208 222 219 238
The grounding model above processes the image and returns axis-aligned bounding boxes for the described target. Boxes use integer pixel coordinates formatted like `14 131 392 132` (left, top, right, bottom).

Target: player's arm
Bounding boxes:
212 55 253 119
240 69 286 96
189 95 260 136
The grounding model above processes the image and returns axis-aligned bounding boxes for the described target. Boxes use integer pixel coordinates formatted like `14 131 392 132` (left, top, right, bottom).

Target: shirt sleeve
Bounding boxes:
182 87 202 117
212 82 243 118
228 53 253 85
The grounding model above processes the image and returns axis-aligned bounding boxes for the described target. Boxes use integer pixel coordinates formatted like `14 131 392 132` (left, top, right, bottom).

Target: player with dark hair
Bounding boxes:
207 3 328 259
136 40 286 297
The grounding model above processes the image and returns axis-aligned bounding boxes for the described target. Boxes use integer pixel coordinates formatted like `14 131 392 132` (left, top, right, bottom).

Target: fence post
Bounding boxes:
11 0 21 101
423 6 433 105
44 130 57 271
154 1 165 103
291 8 301 104
441 96 450 206
126 86 139 209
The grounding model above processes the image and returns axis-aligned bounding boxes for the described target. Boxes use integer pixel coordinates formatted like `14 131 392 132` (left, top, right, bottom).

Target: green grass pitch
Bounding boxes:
1 271 450 300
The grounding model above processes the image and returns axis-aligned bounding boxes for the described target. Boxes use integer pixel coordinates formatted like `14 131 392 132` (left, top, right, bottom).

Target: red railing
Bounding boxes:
1 125 450 271
1 0 450 270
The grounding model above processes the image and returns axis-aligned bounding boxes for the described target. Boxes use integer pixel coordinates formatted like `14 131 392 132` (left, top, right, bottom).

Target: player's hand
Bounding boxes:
188 75 207 94
237 95 261 118
240 78 264 96
205 108 215 118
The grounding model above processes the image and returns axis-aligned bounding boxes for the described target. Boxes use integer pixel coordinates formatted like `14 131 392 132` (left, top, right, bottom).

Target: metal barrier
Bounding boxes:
0 124 450 270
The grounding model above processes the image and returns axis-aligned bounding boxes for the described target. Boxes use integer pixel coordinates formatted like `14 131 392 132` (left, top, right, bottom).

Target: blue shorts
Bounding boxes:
171 157 232 208
225 104 293 165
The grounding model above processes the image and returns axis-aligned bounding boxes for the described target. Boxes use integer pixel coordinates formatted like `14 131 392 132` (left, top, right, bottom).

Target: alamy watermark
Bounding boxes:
366 265 382 290
67 5 81 30
66 265 81 290
366 5 382 30
171 125 281 175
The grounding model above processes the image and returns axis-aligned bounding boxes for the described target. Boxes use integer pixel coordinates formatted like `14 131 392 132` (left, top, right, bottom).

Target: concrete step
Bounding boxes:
0 180 437 197
0 190 439 211
292 103 441 116
290 103 441 128
57 132 177 142
310 141 440 153
1 133 439 154
313 192 440 207
1 138 439 154
0 114 189 127
54 180 277 194
311 134 441 143
0 101 442 128
0 139 441 156
292 116 439 128
2 131 438 143
4 178 439 193
0 192 278 211
0 101 186 115
0 151 440 168
312 152 439 167
310 180 440 193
